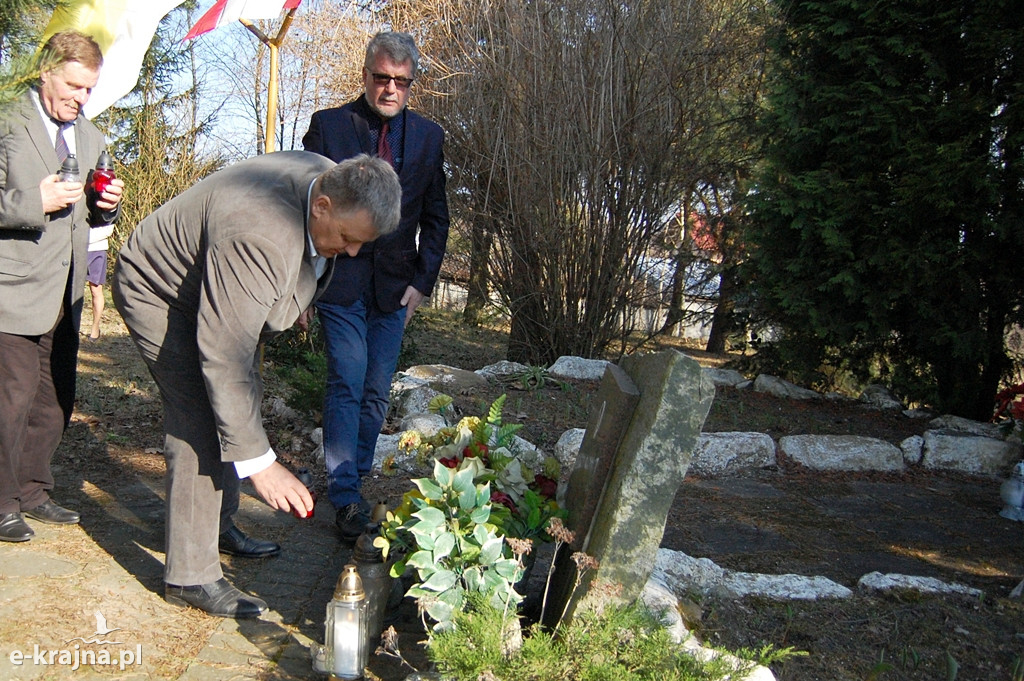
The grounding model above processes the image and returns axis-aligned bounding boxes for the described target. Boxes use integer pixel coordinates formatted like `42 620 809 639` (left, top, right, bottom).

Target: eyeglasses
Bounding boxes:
371 72 414 89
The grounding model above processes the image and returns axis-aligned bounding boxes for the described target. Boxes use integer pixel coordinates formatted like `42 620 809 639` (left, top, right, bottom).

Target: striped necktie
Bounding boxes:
55 122 70 163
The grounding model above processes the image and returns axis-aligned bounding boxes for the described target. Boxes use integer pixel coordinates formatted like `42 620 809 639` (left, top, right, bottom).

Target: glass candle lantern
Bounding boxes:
325 564 368 680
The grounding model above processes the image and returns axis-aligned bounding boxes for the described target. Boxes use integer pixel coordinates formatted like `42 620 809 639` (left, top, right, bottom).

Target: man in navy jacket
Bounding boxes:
302 31 450 542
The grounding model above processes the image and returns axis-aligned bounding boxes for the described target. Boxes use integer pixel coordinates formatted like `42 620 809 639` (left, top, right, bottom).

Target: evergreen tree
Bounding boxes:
744 0 1024 418
0 0 53 108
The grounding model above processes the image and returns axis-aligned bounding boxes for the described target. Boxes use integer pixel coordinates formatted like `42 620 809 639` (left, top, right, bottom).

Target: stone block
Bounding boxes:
921 430 1022 475
779 435 904 471
690 432 776 476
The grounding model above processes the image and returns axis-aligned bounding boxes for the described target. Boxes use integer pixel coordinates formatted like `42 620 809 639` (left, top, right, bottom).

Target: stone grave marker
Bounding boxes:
544 349 714 626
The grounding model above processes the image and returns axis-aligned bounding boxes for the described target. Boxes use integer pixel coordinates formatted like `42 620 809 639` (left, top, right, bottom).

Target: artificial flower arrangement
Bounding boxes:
393 394 565 543
374 394 567 630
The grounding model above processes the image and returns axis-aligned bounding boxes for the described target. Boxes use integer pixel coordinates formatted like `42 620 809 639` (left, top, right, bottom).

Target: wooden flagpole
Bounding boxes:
240 7 298 154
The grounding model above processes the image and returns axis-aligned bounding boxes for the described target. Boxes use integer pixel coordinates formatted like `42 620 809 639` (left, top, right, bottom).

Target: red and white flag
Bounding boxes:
184 0 301 40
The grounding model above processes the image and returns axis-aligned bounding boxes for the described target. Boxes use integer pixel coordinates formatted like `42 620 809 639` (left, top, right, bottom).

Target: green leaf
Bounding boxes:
452 466 475 494
487 394 507 426
433 532 456 562
389 557 407 579
406 550 437 571
479 536 504 564
412 505 445 528
434 460 453 487
458 486 477 512
472 523 492 546
494 557 521 580
425 599 454 624
413 477 443 501
427 393 453 414
470 504 491 525
420 569 459 592
463 565 485 592
438 585 465 608
411 530 436 551
475 481 491 508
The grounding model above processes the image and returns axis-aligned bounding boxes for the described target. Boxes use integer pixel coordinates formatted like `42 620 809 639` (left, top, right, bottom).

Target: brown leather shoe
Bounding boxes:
164 578 267 618
0 513 34 542
23 499 80 525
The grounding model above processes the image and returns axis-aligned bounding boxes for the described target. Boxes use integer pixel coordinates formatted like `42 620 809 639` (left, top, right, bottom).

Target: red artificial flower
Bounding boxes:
534 474 557 499
438 456 459 469
490 491 516 511
463 442 489 459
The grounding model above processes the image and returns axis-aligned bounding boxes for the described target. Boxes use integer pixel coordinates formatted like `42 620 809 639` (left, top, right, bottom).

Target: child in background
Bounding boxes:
85 224 114 341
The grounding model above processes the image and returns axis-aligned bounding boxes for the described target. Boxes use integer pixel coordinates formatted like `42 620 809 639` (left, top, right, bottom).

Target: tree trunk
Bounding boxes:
462 217 493 326
705 265 737 354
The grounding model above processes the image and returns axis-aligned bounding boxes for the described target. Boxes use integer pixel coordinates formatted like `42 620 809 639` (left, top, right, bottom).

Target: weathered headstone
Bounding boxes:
545 350 714 625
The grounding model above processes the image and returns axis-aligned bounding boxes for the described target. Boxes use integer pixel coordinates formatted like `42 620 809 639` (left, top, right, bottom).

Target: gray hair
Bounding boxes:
318 154 401 238
365 32 420 77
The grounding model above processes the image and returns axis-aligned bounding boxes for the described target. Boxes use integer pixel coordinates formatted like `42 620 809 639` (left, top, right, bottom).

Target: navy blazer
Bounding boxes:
302 96 450 313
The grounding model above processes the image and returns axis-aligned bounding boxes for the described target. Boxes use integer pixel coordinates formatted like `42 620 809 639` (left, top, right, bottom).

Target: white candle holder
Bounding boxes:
323 564 369 680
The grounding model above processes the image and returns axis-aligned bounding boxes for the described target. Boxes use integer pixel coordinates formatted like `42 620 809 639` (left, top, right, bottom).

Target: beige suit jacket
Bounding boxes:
113 151 336 463
0 90 109 334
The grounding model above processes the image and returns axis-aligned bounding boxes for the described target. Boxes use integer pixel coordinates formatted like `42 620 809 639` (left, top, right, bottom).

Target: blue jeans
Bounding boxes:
318 298 406 509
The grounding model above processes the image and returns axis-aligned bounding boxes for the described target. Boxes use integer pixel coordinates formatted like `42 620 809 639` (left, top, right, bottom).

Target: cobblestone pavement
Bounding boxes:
0 470 421 681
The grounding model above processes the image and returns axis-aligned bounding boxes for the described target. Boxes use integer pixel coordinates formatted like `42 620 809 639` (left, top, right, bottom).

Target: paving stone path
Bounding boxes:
0 477 393 681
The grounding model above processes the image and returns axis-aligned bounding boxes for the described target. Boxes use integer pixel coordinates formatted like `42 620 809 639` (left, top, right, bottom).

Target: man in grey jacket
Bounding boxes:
0 31 124 543
113 152 400 618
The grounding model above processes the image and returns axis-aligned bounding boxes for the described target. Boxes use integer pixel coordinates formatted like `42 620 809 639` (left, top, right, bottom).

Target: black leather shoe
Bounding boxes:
164 578 267 618
0 513 34 542
218 526 281 558
23 499 80 525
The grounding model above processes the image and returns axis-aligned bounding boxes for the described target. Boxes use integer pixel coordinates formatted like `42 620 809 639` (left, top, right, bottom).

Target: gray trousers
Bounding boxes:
113 287 240 586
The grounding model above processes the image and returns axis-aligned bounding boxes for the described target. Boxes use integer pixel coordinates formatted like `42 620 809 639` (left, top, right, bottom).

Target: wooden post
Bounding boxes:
240 7 297 154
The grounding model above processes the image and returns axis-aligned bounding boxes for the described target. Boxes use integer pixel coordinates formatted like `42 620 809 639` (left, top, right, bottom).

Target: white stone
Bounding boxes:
900 435 924 465
641 578 689 643
679 640 778 681
475 360 532 380
779 435 904 471
690 432 776 476
554 428 585 470
391 384 440 420
703 367 747 388
372 433 420 473
398 413 448 438
403 364 490 391
547 356 611 380
653 548 726 596
753 374 820 400
858 384 903 411
857 572 984 598
510 435 544 471
390 374 430 393
642 576 778 681
921 430 1022 475
721 572 853 600
928 415 1004 439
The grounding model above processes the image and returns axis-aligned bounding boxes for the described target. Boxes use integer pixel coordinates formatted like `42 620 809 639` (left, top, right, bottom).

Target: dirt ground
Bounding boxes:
25 302 1024 680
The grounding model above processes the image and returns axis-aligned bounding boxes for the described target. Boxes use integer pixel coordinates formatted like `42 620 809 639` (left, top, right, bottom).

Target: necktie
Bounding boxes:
55 122 70 163
377 120 393 167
